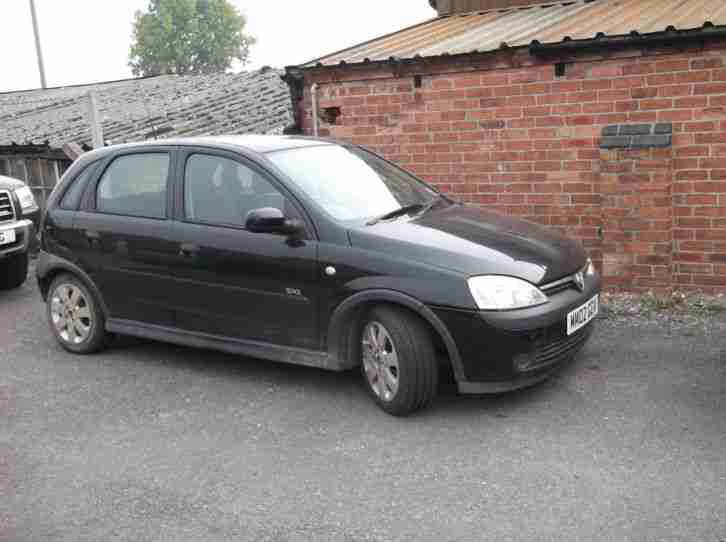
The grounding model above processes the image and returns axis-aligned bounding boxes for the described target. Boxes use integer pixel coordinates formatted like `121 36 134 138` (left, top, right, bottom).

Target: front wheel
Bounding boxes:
0 252 28 290
360 306 438 416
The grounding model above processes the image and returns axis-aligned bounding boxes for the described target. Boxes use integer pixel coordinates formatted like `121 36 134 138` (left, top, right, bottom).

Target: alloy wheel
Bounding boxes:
361 321 400 402
50 283 92 345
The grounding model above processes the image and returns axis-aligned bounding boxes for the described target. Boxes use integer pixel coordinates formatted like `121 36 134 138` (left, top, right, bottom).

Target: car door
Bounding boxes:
169 148 320 349
72 148 181 327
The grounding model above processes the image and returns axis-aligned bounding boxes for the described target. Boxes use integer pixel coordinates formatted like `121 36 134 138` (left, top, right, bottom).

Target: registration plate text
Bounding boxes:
0 229 16 246
567 294 598 336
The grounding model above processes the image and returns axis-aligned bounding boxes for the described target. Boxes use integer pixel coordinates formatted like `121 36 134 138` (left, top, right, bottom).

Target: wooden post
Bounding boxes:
38 160 48 209
87 91 104 149
20 159 29 183
52 160 60 186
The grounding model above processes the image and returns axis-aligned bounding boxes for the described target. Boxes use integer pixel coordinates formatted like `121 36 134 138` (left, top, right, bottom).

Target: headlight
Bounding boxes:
14 186 37 211
467 275 548 311
585 258 596 276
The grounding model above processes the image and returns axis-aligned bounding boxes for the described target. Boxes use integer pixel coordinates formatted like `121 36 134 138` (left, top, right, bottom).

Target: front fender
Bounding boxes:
326 289 465 381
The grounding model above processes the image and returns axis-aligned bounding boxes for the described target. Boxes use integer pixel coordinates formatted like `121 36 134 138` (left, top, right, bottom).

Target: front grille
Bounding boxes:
542 279 576 295
541 261 590 296
0 191 15 224
525 325 593 372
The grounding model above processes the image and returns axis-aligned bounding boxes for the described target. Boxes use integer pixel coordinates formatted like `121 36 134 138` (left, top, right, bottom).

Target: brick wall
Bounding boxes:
298 44 726 293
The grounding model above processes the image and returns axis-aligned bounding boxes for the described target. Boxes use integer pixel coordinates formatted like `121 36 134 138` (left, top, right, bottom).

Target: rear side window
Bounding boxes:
96 153 169 219
60 162 96 210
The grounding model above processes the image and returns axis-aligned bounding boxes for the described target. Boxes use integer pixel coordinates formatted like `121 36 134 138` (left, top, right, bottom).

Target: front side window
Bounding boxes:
96 153 169 219
267 145 438 221
184 154 288 228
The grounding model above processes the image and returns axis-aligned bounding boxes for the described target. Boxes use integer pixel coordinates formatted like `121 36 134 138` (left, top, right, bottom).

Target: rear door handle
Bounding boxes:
85 230 100 244
179 243 200 257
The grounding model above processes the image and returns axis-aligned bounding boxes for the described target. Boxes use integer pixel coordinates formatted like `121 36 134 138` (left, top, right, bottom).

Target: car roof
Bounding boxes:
89 135 338 157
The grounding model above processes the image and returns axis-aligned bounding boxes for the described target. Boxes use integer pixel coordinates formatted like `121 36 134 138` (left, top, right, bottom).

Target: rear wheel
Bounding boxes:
0 252 28 290
360 306 438 416
47 274 108 354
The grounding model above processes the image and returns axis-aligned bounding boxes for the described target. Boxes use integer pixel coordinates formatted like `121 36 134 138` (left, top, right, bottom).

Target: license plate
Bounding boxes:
0 229 16 246
567 294 599 336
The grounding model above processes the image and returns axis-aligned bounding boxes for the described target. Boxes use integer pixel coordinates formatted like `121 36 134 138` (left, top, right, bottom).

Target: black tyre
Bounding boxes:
360 305 438 416
47 274 108 354
0 252 28 290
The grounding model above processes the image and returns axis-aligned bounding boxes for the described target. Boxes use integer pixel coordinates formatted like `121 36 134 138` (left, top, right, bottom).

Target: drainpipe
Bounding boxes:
311 83 320 137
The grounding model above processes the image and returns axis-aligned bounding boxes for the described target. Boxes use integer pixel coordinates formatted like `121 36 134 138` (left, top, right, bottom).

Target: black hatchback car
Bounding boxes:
37 136 600 415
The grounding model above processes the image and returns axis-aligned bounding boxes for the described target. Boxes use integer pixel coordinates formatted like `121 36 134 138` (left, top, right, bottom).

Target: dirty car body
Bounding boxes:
37 136 600 414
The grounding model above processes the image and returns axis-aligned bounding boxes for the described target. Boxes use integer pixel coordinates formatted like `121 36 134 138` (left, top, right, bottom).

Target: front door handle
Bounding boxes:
179 243 200 257
85 230 100 245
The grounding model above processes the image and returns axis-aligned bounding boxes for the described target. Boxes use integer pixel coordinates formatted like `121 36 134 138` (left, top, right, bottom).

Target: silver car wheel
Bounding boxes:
50 283 92 345
362 321 400 402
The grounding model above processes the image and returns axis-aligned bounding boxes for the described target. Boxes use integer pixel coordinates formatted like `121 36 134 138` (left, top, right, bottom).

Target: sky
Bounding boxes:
0 0 436 93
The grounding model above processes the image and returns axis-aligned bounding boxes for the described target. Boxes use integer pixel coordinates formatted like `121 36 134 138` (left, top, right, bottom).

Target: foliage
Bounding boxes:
129 0 255 76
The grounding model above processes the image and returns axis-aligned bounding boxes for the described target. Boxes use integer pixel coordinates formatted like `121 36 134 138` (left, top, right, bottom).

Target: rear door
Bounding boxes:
72 148 181 327
169 148 320 349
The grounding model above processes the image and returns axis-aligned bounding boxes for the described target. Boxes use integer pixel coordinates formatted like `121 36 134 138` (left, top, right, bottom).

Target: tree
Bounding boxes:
129 0 255 76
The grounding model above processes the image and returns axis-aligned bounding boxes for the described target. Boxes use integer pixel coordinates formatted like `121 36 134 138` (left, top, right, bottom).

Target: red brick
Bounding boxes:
599 89 631 101
655 59 690 72
631 87 658 99
536 116 565 127
658 110 693 122
493 86 523 97
524 106 551 117
694 82 726 95
522 83 550 94
658 85 693 98
676 70 712 83
687 194 719 205
694 181 726 192
700 158 726 169
431 79 453 90
568 91 597 103
622 63 655 75
674 97 708 109
640 99 673 110
614 76 647 89
454 75 482 88
691 58 722 70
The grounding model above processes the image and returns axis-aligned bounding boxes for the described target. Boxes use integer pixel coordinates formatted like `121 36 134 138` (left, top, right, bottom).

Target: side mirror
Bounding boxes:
245 207 304 238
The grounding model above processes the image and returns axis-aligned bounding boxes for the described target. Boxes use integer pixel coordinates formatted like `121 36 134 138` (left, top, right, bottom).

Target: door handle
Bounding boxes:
179 243 200 257
85 230 100 245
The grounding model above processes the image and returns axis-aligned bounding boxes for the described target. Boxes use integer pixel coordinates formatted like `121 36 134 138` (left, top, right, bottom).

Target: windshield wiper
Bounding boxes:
418 193 449 216
366 203 425 226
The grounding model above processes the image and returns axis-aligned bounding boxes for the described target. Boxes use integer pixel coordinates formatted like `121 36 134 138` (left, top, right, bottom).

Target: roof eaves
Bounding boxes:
529 22 726 56
294 23 726 72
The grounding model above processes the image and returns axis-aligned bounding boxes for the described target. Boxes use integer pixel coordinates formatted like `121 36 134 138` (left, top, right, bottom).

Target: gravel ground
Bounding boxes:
2 275 726 542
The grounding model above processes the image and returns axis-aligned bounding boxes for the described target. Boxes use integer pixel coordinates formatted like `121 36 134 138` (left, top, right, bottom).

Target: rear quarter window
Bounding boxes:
59 162 97 210
96 153 169 219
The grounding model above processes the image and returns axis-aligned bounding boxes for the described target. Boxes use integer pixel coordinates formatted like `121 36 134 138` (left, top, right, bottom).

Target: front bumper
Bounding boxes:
0 219 34 260
434 272 601 394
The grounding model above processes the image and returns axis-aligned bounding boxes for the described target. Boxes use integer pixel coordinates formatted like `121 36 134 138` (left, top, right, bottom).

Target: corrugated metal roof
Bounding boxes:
0 69 294 149
305 0 726 67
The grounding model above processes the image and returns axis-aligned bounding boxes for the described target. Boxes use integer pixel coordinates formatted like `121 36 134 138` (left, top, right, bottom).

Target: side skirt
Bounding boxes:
106 318 345 371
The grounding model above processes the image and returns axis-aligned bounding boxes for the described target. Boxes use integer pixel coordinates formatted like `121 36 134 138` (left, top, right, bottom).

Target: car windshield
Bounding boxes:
266 144 439 221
